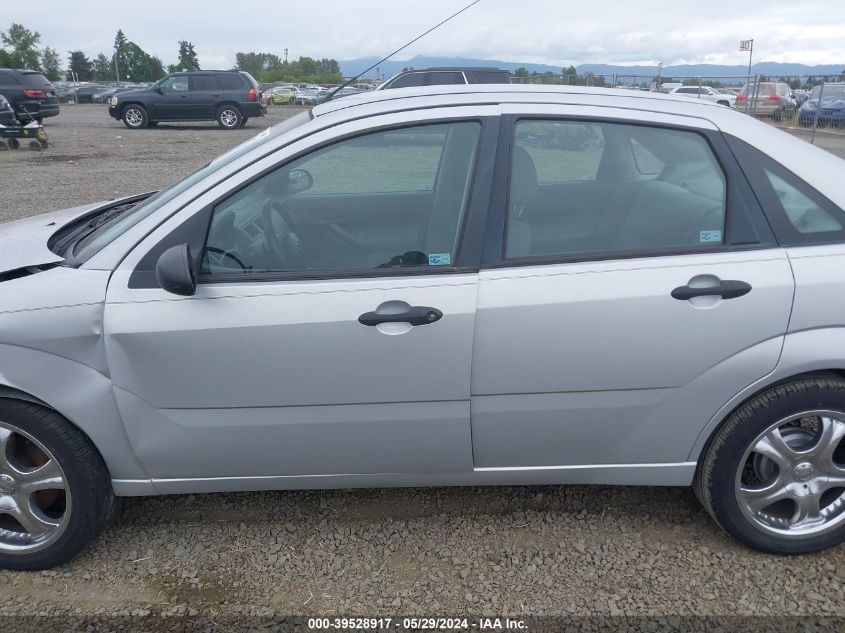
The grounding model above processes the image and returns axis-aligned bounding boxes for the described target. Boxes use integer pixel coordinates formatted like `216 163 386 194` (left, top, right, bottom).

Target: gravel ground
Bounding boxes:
1 105 845 629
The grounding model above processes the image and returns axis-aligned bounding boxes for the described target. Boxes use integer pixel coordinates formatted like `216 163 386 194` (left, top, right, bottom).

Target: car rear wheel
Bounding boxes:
0 400 115 570
216 105 242 130
696 376 845 554
122 105 148 129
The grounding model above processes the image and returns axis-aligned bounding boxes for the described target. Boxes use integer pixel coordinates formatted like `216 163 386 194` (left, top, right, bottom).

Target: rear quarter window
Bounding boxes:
217 75 245 90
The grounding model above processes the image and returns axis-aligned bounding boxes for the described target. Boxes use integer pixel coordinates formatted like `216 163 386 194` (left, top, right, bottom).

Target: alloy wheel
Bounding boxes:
124 108 143 127
0 421 71 554
736 410 845 537
220 109 239 128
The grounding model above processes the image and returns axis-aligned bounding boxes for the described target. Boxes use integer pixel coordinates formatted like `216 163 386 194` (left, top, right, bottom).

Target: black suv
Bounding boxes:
378 67 511 90
108 70 264 129
0 69 60 123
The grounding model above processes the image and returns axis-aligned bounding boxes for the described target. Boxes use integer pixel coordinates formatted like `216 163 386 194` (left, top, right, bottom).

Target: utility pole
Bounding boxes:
114 55 121 83
284 48 288 63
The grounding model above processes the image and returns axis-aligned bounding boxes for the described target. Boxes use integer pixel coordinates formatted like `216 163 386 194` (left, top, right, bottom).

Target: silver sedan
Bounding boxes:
2 85 845 569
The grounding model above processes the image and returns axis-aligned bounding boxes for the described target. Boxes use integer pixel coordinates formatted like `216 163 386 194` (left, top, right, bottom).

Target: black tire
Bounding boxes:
717 100 730 107
7 138 19 150
216 105 242 130
0 399 115 570
695 376 845 554
121 104 148 129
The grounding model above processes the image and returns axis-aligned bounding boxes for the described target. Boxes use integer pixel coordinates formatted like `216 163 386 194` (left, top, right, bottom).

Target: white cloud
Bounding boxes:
6 0 845 68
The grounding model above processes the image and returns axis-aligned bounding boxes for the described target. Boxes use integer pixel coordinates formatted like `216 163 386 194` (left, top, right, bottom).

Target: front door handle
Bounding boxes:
358 306 442 327
671 279 752 301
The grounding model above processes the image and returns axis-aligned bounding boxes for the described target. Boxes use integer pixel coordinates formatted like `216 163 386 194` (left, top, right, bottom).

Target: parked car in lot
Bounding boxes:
92 86 144 104
66 84 109 104
736 82 797 120
0 94 17 125
266 85 296 105
107 70 263 129
792 89 811 107
670 85 735 107
0 69 60 123
4 85 845 569
799 83 845 128
378 66 511 89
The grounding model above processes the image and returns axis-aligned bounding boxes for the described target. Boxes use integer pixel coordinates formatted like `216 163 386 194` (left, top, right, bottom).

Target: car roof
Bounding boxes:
399 67 506 72
313 83 731 118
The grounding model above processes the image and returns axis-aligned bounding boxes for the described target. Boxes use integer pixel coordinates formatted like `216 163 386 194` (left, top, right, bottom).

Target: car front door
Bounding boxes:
151 75 191 119
102 109 496 488
469 106 795 475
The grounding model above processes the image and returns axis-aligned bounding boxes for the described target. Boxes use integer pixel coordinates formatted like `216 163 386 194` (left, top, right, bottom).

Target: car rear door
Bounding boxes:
469 105 795 474
102 107 498 489
188 74 219 118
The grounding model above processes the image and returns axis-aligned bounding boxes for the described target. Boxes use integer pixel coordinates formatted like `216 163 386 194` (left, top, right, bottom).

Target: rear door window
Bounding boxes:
505 119 727 259
191 75 217 91
426 72 465 86
0 73 20 85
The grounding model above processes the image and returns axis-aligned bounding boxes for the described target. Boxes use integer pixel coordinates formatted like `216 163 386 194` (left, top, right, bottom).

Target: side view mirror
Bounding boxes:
154 86 163 94
155 243 197 296
287 168 313 194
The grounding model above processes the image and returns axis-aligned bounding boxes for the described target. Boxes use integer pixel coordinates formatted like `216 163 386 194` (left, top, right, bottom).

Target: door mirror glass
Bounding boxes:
287 168 313 194
156 243 197 295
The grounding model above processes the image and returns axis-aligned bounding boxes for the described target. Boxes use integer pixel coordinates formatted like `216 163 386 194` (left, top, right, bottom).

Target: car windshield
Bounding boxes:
71 111 312 261
811 85 845 99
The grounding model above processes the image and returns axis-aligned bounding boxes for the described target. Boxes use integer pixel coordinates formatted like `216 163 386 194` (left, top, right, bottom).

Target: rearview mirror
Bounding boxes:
287 168 313 194
155 243 197 296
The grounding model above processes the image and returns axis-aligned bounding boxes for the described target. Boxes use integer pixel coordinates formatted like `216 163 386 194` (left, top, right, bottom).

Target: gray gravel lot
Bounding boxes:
1 105 845 626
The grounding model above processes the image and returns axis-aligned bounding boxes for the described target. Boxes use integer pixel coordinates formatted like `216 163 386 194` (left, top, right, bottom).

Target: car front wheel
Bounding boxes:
216 105 242 130
0 399 115 570
122 105 148 129
696 376 845 554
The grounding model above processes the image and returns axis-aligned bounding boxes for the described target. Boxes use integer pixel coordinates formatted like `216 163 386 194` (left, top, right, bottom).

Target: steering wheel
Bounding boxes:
261 199 314 269
204 246 249 272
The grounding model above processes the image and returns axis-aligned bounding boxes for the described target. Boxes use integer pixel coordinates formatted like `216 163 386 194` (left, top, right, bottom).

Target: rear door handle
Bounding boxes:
671 279 752 301
358 306 442 327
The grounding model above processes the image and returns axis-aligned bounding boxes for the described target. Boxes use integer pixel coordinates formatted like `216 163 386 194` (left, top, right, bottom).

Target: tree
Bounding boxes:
67 51 93 81
41 47 61 81
1 23 42 70
111 30 165 82
93 53 112 82
512 67 529 77
169 40 200 73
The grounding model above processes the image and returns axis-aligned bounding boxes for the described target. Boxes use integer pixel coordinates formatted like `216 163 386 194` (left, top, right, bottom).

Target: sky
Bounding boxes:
4 0 845 70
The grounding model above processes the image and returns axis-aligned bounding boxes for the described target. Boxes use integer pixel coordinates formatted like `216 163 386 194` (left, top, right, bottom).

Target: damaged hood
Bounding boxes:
0 197 141 273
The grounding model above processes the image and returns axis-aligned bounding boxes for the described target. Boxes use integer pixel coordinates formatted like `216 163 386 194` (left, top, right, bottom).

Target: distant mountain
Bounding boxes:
340 55 845 81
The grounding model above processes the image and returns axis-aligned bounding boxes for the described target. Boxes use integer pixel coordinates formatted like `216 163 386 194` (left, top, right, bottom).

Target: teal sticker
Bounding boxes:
699 230 722 243
428 253 451 266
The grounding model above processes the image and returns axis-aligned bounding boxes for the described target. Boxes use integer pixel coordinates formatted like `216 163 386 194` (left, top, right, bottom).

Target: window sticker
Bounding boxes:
699 230 722 244
428 253 451 266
